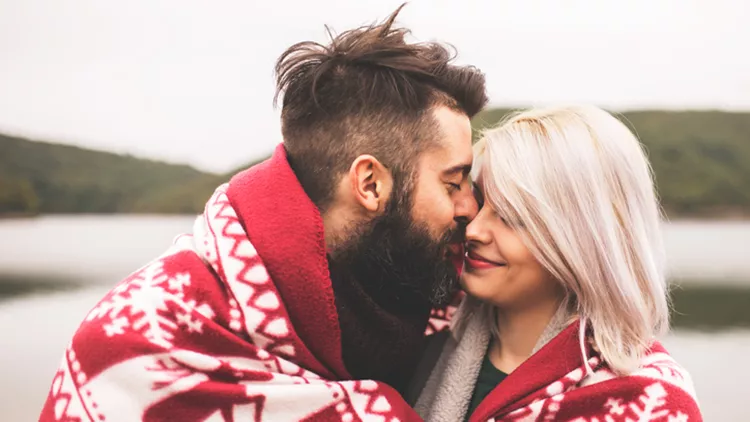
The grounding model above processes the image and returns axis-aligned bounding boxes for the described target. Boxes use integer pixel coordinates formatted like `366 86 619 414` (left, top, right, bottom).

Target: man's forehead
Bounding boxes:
432 107 472 139
418 106 474 172
418 145 473 174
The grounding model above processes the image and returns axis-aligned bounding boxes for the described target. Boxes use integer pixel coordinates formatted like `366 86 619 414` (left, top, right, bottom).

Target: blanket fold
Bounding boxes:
38 144 432 422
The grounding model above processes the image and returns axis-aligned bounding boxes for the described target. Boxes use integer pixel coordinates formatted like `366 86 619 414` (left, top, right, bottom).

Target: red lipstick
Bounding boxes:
465 248 506 270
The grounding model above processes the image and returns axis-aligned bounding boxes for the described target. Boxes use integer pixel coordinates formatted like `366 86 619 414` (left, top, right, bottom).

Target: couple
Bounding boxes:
39 6 701 422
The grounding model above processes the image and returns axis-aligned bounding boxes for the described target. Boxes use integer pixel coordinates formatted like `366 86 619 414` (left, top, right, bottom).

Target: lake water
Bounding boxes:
0 216 748 421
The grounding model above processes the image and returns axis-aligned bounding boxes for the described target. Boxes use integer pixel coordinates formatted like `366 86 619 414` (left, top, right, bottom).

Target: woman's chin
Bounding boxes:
459 272 497 302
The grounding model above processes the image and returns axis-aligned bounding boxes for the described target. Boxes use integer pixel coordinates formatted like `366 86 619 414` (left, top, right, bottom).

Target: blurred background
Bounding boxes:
1 0 748 420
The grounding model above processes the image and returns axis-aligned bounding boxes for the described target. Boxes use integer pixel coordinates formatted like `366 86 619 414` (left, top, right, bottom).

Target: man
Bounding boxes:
39 5 487 421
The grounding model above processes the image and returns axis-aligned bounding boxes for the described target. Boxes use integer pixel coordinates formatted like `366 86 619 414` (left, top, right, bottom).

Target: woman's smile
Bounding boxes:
465 248 507 270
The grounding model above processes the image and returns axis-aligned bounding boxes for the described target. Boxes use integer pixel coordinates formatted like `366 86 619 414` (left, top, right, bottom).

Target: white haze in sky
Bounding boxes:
0 0 748 172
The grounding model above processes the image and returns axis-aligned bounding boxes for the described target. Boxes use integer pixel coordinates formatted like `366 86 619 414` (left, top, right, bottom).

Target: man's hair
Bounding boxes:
274 4 488 210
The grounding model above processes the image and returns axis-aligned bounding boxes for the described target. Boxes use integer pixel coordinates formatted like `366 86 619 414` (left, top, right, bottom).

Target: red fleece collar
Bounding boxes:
226 144 350 379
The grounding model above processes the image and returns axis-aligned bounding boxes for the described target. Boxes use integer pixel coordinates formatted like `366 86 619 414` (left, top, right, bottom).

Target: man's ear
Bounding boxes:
348 155 393 213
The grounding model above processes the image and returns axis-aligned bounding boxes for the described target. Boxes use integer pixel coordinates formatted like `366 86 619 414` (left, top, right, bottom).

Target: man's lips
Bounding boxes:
465 248 506 270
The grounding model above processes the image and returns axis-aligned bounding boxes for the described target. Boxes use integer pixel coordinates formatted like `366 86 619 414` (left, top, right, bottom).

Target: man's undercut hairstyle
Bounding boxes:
274 4 488 210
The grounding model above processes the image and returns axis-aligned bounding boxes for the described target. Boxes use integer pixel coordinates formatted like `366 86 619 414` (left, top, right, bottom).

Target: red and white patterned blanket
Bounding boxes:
39 145 444 422
417 301 703 422
472 329 703 421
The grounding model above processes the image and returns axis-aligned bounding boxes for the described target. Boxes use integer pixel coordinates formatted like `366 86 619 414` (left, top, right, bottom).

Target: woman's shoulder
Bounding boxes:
569 341 701 420
559 374 702 421
585 342 696 395
630 342 697 397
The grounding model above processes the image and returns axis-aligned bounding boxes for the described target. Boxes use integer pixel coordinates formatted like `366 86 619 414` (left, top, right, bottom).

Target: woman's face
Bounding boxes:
460 177 563 311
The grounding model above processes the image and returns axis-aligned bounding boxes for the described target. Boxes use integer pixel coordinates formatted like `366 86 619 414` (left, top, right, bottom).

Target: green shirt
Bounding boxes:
465 352 508 421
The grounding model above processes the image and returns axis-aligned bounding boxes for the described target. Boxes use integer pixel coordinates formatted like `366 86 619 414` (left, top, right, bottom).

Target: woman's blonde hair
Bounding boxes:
470 105 670 375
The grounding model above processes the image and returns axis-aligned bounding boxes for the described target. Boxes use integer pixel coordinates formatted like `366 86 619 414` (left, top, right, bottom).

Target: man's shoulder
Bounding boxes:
68 249 225 371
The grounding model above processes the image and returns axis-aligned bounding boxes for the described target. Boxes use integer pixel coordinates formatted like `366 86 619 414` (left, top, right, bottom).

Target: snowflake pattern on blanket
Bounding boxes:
39 146 429 422
84 262 215 348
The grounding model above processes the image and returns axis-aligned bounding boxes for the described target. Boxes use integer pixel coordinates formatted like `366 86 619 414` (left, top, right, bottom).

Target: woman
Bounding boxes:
411 105 702 421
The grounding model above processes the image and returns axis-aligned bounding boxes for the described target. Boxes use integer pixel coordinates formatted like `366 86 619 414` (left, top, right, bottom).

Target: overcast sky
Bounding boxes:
0 0 748 173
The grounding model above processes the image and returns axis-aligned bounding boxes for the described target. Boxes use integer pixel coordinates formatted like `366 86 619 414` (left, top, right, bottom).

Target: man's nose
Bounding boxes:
455 188 479 222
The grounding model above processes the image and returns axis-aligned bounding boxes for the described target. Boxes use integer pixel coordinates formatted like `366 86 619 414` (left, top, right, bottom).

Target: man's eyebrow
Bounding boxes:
442 164 472 177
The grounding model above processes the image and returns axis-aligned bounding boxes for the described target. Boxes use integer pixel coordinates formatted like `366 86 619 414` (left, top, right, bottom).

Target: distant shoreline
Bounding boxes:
5 109 750 218
0 212 39 219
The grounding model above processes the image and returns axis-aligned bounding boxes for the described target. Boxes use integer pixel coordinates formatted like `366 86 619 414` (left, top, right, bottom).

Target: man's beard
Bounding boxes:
330 192 466 310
